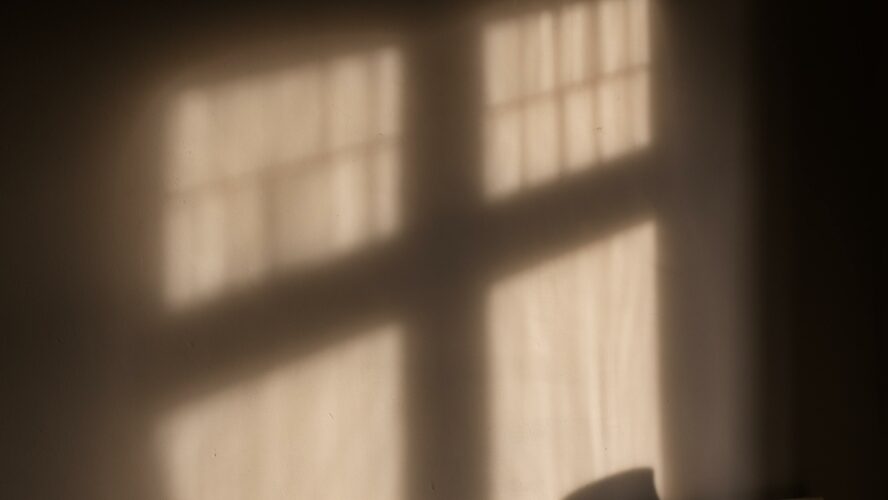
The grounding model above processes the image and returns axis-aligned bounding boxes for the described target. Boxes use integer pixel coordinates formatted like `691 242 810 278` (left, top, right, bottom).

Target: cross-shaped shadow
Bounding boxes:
109 1 667 500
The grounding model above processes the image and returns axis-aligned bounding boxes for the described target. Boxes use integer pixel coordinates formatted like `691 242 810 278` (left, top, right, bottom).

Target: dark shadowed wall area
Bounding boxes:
752 1 883 498
3 1 880 499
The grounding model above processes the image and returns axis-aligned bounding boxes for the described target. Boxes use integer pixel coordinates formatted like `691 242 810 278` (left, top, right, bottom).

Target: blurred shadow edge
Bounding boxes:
563 468 659 500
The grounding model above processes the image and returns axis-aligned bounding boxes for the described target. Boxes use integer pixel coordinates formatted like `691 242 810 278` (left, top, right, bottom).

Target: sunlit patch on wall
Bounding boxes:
487 220 662 500
164 47 403 307
156 324 405 500
483 0 651 199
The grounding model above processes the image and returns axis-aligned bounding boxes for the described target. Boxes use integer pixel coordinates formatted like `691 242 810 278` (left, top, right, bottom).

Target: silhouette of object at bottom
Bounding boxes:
563 468 659 500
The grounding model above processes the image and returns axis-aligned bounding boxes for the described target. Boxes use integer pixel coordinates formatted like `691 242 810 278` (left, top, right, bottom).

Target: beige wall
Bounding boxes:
5 1 762 499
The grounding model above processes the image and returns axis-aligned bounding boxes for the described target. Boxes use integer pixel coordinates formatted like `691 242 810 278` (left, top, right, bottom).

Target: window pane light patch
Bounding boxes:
483 0 652 199
487 221 662 500
156 324 405 500
164 47 403 308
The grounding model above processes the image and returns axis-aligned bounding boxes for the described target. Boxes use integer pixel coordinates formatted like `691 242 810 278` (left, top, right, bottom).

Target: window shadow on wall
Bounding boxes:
99 2 681 500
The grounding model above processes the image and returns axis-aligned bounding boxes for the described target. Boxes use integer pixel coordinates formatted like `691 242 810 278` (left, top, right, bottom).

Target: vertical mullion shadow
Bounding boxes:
401 19 489 500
